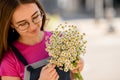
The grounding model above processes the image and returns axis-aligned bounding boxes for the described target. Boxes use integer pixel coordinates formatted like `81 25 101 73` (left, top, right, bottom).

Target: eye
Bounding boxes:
32 14 41 23
33 14 40 20
18 22 28 27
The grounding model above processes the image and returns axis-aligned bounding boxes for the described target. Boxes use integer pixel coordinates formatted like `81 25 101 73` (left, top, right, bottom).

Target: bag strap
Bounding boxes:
10 44 40 71
10 44 28 66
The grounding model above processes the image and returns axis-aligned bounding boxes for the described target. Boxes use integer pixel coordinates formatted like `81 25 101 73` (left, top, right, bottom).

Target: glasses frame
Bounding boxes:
15 11 44 31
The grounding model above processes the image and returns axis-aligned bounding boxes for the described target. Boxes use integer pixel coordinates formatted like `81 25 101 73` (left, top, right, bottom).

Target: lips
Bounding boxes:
31 29 37 33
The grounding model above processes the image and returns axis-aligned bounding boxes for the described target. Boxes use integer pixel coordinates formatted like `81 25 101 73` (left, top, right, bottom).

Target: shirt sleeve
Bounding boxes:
0 51 19 77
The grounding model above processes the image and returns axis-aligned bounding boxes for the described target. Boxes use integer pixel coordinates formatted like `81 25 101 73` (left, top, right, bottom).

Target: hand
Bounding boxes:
38 63 59 80
71 58 84 73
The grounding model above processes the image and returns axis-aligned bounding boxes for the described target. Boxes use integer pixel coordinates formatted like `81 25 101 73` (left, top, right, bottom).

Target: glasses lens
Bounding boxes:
18 22 29 31
33 14 43 24
17 13 43 31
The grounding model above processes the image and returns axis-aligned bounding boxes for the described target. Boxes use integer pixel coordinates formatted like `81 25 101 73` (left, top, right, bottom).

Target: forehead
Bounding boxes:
12 3 40 22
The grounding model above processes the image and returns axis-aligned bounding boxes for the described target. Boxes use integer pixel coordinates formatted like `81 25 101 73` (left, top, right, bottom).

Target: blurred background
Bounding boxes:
39 0 120 80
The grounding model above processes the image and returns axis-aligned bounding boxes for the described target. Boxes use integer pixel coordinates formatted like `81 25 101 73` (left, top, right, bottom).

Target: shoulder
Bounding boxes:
0 49 21 76
1 49 17 64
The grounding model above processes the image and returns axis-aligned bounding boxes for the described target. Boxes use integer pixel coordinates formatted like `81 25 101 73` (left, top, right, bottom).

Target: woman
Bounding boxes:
0 0 84 80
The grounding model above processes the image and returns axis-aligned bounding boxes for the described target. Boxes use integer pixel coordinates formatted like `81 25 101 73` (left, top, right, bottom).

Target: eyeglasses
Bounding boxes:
16 13 43 31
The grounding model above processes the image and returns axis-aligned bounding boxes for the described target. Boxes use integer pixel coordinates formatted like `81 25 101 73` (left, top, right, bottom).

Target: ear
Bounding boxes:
10 23 15 28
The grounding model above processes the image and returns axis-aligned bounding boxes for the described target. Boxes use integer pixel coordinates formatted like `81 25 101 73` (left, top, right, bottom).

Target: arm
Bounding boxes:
1 76 21 80
1 64 59 80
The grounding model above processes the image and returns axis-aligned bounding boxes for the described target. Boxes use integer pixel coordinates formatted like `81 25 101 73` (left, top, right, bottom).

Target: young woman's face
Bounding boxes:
11 3 43 37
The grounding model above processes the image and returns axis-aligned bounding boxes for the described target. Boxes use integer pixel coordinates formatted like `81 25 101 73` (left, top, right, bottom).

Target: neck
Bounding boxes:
18 31 44 45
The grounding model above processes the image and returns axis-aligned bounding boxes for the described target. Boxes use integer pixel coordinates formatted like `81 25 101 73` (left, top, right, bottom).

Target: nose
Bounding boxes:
29 22 38 30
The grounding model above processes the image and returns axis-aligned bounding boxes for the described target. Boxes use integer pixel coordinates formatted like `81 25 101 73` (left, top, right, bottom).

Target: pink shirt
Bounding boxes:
0 31 52 80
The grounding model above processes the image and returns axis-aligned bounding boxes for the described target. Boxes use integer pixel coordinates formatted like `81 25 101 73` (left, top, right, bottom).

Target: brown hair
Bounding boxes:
0 0 46 61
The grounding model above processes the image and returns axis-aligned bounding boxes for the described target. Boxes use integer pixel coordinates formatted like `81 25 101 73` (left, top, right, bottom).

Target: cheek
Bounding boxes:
38 22 42 30
14 28 27 37
15 28 27 33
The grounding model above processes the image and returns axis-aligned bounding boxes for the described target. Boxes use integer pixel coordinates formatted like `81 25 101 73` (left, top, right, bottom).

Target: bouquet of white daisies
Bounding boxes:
46 22 87 80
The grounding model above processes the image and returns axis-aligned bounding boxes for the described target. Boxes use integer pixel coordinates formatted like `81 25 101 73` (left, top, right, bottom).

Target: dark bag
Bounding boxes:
11 45 70 80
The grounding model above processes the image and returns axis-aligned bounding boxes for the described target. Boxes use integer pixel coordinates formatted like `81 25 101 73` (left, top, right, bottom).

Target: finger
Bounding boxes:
79 58 84 64
49 69 57 78
75 61 83 70
42 63 52 70
47 63 56 68
78 61 84 71
77 60 82 65
56 75 59 80
51 71 59 80
71 69 79 73
55 73 59 80
42 63 55 70
78 64 83 71
77 59 84 70
45 63 56 72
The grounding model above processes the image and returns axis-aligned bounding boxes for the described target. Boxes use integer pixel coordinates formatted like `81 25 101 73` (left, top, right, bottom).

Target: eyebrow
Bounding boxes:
16 11 39 24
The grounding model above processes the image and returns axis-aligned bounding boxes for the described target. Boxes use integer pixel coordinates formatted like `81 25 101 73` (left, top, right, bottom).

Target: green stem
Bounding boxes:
73 73 83 80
